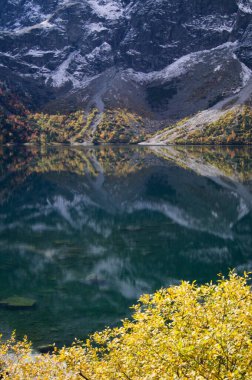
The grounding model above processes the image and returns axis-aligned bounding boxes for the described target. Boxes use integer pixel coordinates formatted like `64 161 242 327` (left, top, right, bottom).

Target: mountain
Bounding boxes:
1 0 252 144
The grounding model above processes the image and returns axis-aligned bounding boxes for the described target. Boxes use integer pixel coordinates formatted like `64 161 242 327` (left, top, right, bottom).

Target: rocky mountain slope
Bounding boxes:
1 0 252 143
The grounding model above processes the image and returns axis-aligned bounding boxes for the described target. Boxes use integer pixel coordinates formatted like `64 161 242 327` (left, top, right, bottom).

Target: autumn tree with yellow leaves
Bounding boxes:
0 272 251 379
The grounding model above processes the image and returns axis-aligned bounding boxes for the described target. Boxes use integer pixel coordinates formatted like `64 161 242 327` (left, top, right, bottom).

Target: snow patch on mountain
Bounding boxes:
127 53 195 84
1 1 53 32
240 62 252 86
127 42 237 84
14 19 54 34
87 0 123 20
48 52 79 87
214 64 222 72
45 50 102 89
24 49 62 57
87 22 108 33
86 42 112 60
237 0 252 14
22 1 47 23
184 14 236 33
232 51 252 90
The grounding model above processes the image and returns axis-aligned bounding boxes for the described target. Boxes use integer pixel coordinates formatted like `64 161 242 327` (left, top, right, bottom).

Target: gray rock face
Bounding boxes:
1 0 252 122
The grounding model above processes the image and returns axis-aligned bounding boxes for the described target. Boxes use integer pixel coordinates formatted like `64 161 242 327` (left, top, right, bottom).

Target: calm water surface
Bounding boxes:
0 145 251 347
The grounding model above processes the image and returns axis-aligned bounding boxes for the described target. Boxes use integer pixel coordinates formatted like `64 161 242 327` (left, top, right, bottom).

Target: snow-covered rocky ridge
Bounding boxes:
1 0 252 130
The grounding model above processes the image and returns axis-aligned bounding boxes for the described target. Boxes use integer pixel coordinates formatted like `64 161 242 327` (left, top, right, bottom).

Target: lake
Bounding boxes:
0 145 251 348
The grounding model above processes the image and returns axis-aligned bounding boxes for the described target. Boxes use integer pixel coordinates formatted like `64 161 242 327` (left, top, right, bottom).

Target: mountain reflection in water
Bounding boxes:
0 145 251 347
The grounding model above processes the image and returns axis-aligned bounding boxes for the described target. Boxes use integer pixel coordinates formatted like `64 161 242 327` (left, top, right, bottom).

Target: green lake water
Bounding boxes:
0 145 251 348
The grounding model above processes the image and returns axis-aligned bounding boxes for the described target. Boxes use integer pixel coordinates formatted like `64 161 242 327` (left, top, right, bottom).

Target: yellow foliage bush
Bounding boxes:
0 273 252 379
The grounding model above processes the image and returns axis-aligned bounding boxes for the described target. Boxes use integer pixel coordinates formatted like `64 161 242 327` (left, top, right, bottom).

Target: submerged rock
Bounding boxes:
0 296 37 309
37 344 55 354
